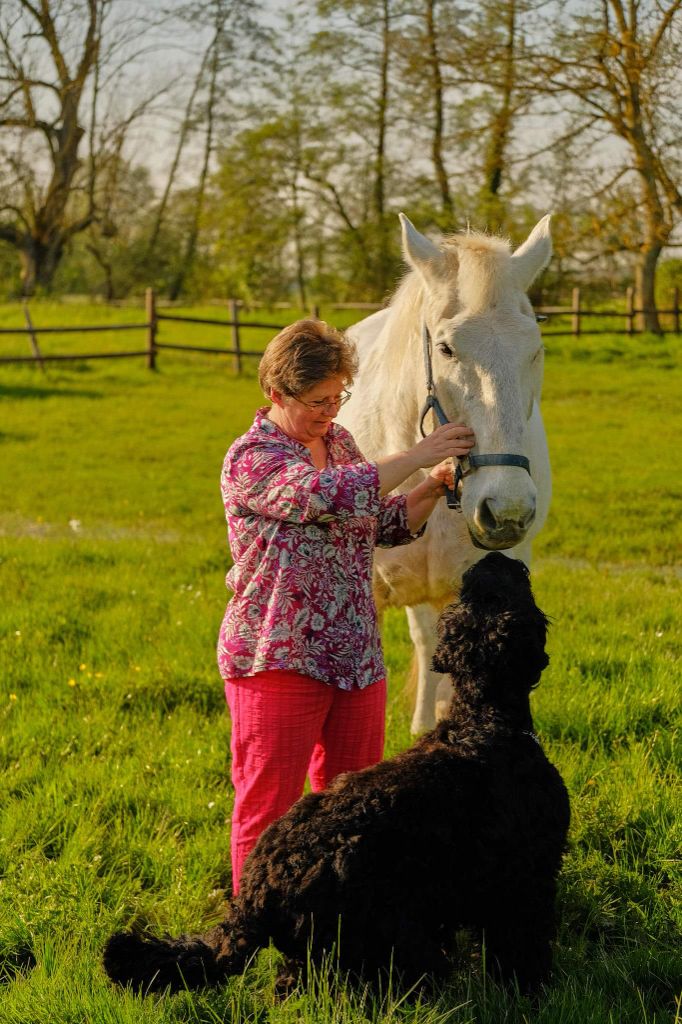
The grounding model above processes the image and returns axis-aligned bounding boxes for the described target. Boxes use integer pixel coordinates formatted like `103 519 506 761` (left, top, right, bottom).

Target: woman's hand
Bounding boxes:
375 423 475 497
405 457 461 532
424 459 456 497
412 423 475 468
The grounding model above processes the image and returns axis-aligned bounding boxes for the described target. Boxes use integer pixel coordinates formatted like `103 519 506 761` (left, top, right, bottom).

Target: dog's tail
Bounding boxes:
103 917 254 994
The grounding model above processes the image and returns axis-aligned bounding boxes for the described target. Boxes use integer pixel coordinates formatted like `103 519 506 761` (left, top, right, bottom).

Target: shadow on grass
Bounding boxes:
0 943 37 985
0 382 102 400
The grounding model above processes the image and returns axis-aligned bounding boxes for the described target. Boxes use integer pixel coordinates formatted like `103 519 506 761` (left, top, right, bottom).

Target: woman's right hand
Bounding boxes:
411 423 475 468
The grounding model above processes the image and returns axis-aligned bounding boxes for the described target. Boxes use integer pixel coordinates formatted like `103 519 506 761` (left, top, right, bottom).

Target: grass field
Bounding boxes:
1 301 680 1023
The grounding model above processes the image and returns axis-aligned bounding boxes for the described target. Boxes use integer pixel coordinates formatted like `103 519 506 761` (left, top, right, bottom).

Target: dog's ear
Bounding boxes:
432 603 467 675
430 602 477 675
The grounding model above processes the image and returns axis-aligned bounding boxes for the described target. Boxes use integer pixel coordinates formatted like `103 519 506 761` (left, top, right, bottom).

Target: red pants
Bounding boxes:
224 670 386 893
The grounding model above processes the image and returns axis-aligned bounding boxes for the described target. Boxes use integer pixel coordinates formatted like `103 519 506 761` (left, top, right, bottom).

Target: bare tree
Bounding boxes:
422 0 453 217
311 0 402 296
536 0 682 332
146 50 209 261
168 7 223 300
165 0 265 299
478 0 519 229
0 0 105 293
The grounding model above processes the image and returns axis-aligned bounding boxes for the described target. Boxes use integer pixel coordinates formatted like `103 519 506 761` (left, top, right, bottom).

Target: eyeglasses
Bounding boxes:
292 389 352 411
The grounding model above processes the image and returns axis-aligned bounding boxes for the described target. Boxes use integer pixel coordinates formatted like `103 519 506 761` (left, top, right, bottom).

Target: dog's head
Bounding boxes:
432 553 549 702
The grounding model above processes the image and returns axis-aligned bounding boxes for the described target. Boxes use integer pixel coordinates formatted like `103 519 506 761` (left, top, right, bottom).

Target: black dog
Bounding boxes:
104 553 570 995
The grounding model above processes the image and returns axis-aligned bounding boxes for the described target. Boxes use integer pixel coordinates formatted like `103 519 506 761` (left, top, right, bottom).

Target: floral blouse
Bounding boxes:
217 408 424 690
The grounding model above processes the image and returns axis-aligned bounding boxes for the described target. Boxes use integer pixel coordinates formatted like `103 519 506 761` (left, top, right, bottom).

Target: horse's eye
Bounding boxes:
437 343 454 359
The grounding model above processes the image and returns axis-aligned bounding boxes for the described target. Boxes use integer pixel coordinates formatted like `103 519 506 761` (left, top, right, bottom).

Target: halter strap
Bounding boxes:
418 322 531 512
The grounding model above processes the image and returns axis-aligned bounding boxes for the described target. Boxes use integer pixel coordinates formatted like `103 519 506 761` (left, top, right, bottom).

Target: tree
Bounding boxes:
394 0 550 233
0 0 104 293
163 0 265 299
201 119 303 303
536 0 682 332
310 0 404 297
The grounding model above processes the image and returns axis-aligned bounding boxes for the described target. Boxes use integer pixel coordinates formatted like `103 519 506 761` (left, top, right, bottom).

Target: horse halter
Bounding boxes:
418 321 531 512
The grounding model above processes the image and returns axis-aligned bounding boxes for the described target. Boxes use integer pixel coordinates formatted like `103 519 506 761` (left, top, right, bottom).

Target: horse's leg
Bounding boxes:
405 604 450 734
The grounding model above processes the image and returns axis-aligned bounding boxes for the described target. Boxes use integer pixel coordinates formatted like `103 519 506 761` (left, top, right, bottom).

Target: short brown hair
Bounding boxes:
258 319 358 399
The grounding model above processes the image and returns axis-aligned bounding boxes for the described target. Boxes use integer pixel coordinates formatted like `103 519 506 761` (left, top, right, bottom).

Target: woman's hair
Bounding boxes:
258 319 358 399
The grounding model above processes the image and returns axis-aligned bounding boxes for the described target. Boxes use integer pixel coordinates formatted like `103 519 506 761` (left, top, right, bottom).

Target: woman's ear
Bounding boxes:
269 388 286 408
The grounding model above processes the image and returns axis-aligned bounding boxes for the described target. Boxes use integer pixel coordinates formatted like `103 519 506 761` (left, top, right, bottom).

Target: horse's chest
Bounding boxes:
373 519 472 609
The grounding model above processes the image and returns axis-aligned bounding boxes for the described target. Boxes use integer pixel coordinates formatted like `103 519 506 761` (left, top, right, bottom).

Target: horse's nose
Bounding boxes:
476 495 536 537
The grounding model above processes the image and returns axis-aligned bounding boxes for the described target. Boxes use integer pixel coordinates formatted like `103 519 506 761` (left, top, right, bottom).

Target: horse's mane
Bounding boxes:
386 230 513 351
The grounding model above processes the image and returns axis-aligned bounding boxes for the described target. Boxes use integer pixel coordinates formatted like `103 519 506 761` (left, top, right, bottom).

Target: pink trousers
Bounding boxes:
224 670 386 893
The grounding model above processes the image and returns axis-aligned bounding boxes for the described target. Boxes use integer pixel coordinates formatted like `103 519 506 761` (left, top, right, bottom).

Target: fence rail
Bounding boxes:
0 286 680 370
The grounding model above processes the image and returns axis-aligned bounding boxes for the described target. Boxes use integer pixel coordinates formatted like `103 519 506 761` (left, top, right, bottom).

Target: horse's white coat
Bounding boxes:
338 215 553 733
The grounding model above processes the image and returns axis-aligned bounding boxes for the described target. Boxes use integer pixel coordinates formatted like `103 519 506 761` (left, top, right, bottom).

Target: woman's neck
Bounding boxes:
266 407 328 466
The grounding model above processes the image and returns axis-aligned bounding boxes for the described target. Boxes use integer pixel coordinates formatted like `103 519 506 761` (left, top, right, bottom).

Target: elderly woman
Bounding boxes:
218 319 475 892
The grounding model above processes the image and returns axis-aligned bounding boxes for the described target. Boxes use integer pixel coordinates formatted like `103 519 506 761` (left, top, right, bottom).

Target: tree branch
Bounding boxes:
647 0 682 60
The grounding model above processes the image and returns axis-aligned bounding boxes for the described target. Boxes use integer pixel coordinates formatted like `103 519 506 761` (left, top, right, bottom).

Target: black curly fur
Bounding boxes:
103 553 570 996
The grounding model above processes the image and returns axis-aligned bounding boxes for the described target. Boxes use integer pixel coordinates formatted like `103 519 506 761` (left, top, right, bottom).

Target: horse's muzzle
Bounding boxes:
469 495 536 550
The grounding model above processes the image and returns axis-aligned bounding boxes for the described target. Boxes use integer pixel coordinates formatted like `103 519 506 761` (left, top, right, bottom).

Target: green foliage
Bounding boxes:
0 313 680 1021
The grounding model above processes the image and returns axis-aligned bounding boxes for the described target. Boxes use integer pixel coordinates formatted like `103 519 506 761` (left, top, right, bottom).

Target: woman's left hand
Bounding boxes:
426 459 455 495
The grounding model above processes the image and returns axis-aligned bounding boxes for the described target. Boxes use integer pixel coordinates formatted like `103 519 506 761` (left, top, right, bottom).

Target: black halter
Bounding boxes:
418 322 531 512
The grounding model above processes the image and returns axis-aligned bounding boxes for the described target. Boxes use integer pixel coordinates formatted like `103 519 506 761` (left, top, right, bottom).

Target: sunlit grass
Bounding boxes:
0 309 680 1022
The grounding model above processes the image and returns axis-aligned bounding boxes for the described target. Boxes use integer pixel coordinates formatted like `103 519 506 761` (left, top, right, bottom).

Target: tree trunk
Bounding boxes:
147 51 208 258
19 236 65 296
480 0 516 231
291 183 307 309
168 18 220 300
424 0 453 218
635 244 663 334
373 0 391 296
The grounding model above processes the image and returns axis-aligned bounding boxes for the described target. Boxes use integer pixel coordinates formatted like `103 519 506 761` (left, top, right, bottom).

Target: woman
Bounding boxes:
218 319 475 892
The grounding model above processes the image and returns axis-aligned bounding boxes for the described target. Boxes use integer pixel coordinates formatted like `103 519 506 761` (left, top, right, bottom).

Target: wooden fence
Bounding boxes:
0 286 680 370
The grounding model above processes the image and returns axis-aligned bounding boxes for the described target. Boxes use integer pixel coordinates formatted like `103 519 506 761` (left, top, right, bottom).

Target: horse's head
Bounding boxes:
400 213 552 551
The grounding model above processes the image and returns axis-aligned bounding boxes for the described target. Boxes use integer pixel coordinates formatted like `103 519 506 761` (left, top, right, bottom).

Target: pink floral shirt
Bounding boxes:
217 408 424 690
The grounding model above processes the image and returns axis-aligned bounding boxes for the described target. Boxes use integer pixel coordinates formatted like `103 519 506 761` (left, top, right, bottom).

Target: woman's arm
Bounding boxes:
405 462 454 534
225 444 382 524
375 423 474 496
224 422 474 527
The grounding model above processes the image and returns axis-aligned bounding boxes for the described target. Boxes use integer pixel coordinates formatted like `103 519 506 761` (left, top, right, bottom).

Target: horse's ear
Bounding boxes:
511 214 552 291
399 212 449 285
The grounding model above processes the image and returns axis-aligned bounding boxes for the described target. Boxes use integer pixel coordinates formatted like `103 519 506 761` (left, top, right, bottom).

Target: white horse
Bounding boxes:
339 213 553 733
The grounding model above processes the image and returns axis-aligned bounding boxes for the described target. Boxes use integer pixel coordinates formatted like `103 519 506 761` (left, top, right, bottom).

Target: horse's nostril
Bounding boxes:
478 498 499 532
519 506 536 530
476 497 536 534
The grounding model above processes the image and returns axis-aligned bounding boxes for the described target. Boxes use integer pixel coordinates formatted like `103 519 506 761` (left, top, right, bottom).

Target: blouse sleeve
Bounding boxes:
224 442 383 524
375 493 426 548
337 430 425 547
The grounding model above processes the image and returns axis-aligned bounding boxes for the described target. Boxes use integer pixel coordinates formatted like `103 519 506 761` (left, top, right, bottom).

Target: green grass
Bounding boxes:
0 303 680 1023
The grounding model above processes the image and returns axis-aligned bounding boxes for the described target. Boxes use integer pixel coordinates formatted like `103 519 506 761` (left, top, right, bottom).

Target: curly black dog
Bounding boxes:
104 552 570 995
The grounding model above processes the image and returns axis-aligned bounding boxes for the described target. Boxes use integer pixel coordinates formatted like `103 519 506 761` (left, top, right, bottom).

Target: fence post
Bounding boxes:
22 301 46 373
310 304 320 320
673 288 680 335
571 286 581 339
625 286 634 335
229 299 242 374
145 288 157 370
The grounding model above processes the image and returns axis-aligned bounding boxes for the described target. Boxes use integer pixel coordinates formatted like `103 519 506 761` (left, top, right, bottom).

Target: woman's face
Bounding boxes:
270 374 348 445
